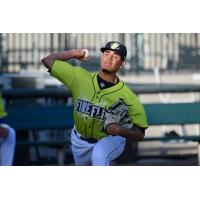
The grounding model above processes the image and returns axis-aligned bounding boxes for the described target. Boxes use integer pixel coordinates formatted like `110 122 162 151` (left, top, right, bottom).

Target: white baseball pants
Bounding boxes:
71 127 126 166
0 124 16 166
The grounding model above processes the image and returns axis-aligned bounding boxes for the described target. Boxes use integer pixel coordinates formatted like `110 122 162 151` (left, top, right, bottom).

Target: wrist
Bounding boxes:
71 49 85 60
105 124 121 135
70 49 78 58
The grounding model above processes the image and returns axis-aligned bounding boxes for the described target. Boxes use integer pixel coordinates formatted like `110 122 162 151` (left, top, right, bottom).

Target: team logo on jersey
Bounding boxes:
111 42 120 50
76 99 106 120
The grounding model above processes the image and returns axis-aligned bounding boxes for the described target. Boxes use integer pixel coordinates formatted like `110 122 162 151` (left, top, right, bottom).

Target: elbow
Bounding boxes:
41 57 48 68
137 133 144 141
41 57 46 64
130 133 144 142
41 55 54 70
41 58 46 66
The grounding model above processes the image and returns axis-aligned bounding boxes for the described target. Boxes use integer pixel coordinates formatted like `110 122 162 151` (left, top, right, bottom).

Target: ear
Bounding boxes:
120 61 125 69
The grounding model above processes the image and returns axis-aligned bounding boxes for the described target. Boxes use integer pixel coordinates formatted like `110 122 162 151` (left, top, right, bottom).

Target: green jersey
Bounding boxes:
51 60 148 140
0 93 7 118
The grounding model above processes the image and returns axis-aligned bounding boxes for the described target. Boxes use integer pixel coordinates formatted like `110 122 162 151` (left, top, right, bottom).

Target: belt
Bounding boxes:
74 129 98 144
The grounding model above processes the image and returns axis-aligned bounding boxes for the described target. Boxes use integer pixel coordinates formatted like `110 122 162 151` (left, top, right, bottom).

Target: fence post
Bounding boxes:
134 33 140 74
198 143 200 166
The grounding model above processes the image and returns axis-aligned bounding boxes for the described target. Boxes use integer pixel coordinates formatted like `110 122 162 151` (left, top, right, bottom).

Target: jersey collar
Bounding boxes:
93 73 124 95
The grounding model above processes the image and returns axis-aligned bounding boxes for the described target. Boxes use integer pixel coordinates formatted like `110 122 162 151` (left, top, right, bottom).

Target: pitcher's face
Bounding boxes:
100 50 123 74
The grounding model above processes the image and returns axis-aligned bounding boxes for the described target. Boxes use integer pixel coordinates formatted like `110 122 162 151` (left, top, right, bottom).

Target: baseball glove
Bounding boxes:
119 115 133 129
104 99 132 131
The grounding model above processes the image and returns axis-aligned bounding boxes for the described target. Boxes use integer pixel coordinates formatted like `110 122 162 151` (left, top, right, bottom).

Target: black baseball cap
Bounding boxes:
100 41 127 60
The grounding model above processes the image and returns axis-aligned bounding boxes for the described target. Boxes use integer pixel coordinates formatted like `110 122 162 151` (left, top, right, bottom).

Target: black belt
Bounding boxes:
74 129 98 144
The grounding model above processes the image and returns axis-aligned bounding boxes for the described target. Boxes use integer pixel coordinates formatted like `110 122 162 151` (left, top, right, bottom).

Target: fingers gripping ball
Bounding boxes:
83 49 90 60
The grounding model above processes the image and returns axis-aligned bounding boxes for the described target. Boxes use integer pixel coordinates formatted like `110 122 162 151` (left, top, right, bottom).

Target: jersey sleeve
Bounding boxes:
128 96 148 129
0 94 7 118
50 60 76 90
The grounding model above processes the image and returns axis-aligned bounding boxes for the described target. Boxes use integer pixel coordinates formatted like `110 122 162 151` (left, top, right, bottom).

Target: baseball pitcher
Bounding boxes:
41 41 148 166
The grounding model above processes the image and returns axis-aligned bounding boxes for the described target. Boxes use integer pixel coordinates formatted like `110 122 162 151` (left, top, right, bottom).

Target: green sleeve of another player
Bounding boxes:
0 94 7 118
128 96 148 128
51 60 76 90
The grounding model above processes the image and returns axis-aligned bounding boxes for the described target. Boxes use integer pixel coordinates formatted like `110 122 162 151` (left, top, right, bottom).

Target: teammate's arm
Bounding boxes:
105 124 145 142
41 49 87 70
0 125 8 139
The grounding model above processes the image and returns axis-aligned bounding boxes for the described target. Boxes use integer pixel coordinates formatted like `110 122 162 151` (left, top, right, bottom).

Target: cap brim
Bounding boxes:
100 47 125 60
100 47 109 53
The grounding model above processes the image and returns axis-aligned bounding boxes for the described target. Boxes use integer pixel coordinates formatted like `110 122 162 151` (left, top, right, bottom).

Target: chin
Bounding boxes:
101 68 113 74
102 65 111 71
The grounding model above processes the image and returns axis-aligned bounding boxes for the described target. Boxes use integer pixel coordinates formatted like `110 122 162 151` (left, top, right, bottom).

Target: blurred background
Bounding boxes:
1 33 200 73
0 33 200 166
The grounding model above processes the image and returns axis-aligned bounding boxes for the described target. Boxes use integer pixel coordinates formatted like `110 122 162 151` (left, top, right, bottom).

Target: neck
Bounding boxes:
99 70 118 84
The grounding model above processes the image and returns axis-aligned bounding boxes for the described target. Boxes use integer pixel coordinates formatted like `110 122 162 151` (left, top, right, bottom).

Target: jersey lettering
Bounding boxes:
76 99 106 120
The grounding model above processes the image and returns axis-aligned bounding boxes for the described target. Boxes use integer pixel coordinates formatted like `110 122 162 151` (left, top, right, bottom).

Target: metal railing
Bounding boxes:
2 83 200 99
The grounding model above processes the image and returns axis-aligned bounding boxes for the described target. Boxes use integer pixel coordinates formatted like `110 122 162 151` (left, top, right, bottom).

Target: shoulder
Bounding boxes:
118 82 144 106
75 65 92 77
121 83 138 98
52 60 92 76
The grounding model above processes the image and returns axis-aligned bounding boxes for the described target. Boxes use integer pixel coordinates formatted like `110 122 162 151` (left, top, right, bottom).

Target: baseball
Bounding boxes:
83 49 90 60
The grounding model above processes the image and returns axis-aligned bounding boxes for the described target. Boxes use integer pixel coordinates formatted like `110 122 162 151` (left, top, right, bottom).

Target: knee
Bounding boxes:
91 147 110 166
